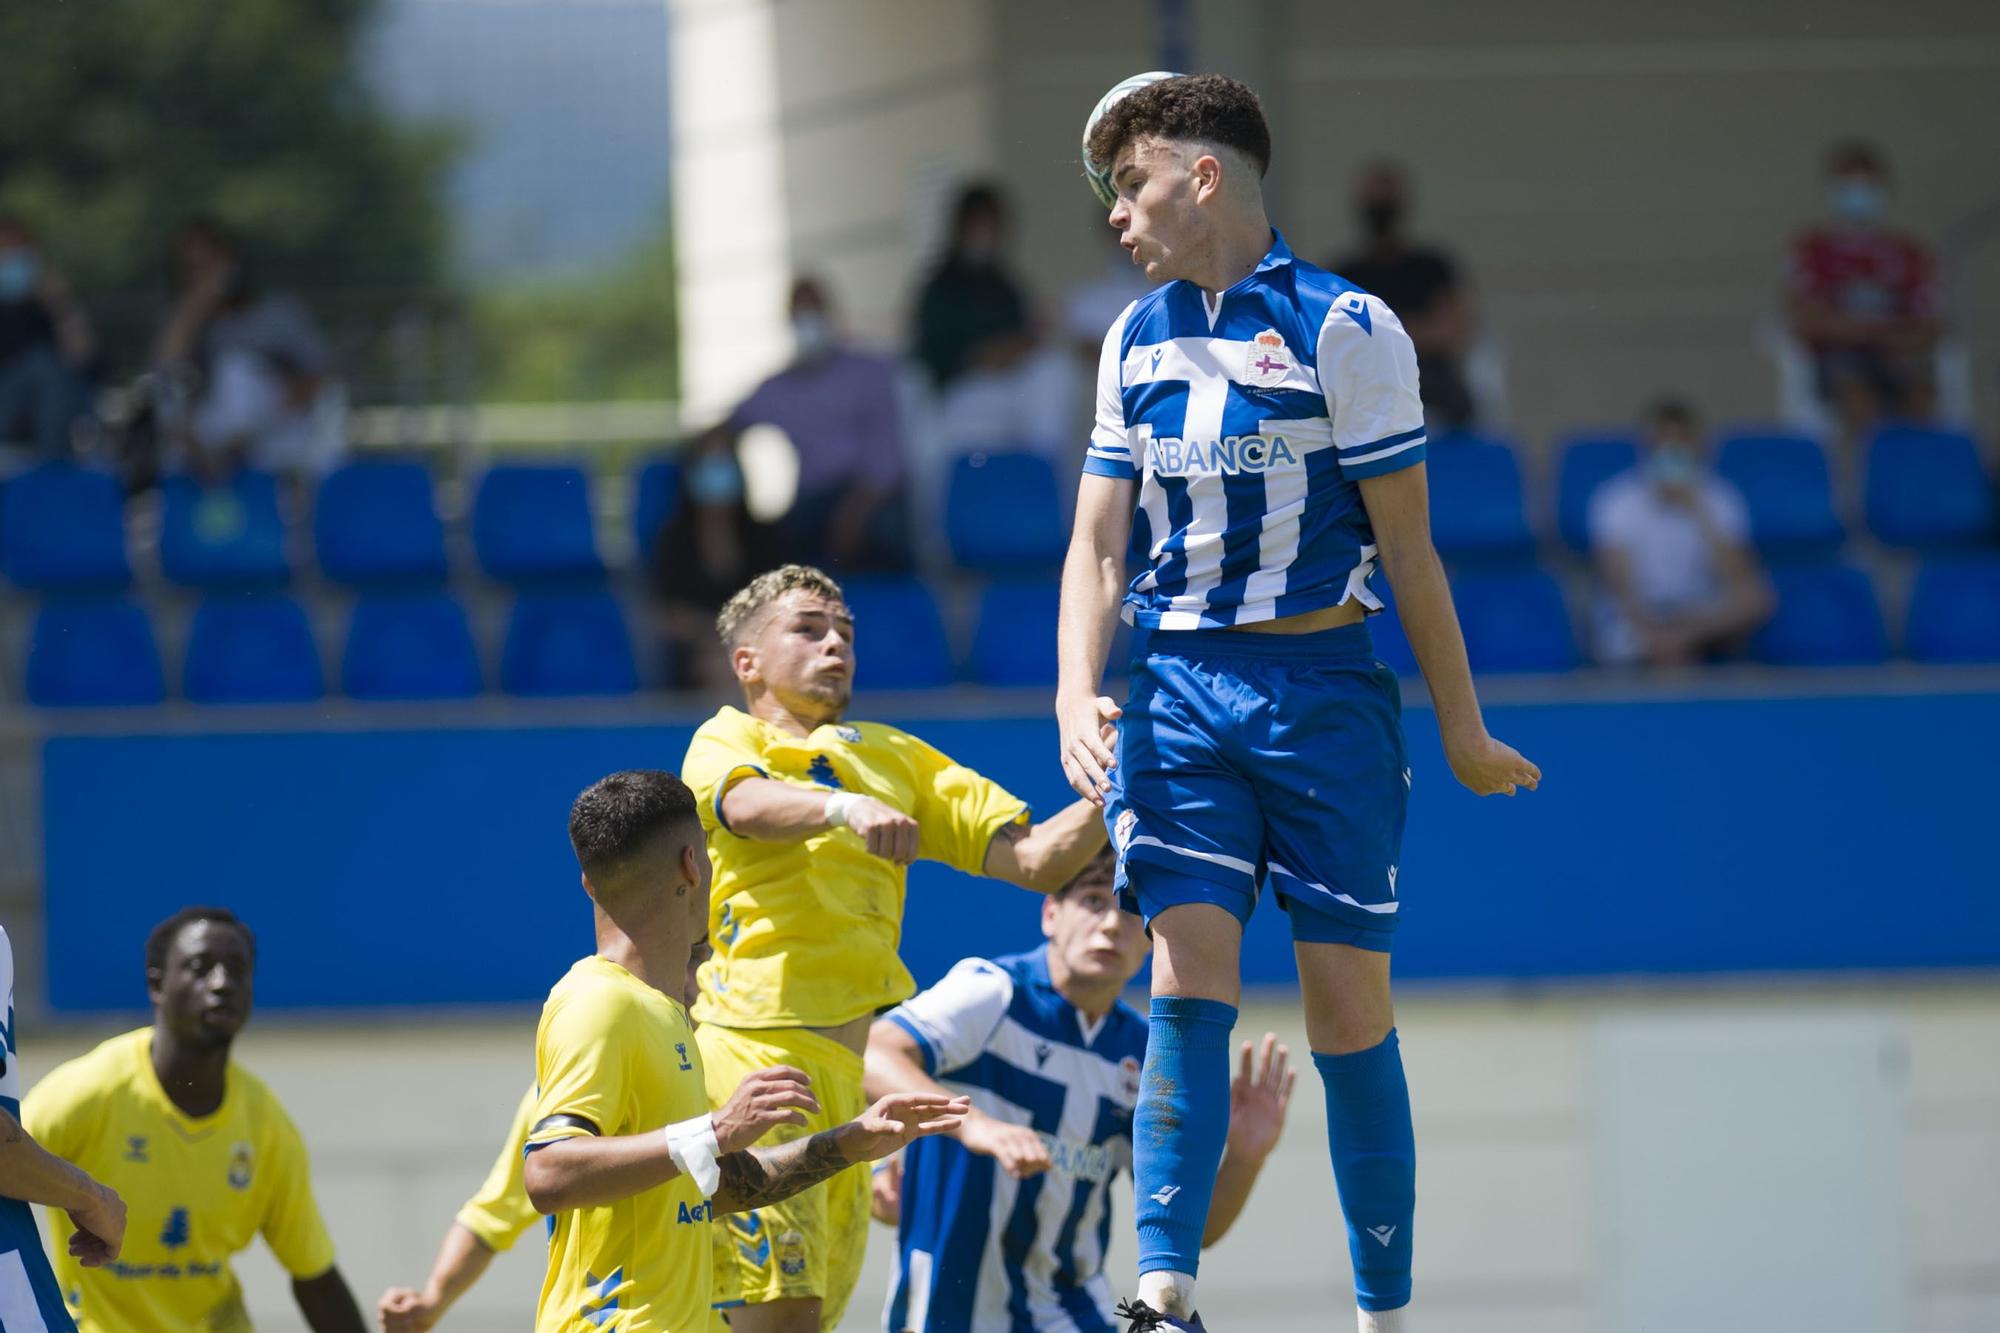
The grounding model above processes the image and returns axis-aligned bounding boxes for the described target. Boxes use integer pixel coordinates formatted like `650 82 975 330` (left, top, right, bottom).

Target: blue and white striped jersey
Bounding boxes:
882 948 1147 1333
1083 230 1428 630
0 927 79 1333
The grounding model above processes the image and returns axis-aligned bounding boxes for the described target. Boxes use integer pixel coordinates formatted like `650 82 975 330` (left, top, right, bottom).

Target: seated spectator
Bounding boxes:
911 183 1032 394
0 216 97 457
151 217 345 480
1785 140 1941 438
650 426 784 690
1329 161 1478 432
1589 399 1774 668
722 276 911 573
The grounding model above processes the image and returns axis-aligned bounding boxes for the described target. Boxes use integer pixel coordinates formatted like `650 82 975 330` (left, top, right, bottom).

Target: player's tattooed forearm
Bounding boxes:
710 1130 852 1213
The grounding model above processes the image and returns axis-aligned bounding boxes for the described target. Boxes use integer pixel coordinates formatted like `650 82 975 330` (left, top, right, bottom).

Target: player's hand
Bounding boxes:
869 1153 903 1226
1226 1033 1296 1163
377 1286 442 1332
1444 730 1541 797
844 795 921 866
714 1065 820 1153
958 1110 1053 1179
835 1092 970 1164
1057 691 1122 805
67 1181 124 1266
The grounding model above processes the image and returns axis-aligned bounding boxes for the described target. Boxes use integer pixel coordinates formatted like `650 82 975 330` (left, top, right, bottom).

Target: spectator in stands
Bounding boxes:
1588 399 1774 668
911 183 1032 393
650 425 783 690
1329 161 1478 432
722 276 912 572
152 217 345 480
0 216 98 457
1785 139 1941 438
1063 212 1153 364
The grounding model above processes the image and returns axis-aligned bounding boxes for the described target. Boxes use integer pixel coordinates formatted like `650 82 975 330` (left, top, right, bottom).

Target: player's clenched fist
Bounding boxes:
832 1092 971 1163
713 1065 821 1152
66 1180 125 1267
1056 691 1122 804
837 794 921 865
1444 730 1541 797
377 1286 441 1333
959 1111 1054 1179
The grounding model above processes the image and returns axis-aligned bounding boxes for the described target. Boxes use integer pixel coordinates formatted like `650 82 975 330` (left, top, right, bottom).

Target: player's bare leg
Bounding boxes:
1129 901 1242 1323
1297 941 1413 1332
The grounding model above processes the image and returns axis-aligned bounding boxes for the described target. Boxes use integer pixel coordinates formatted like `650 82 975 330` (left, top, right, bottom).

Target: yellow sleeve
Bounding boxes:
455 1086 540 1252
21 1058 98 1163
901 731 1032 875
682 711 772 836
528 988 632 1148
259 1094 338 1279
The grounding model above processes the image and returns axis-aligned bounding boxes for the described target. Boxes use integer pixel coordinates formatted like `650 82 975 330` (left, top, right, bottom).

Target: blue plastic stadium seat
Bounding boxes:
26 599 166 707
1864 425 1997 549
840 576 954 689
969 578 1061 686
473 464 604 582
947 452 1065 573
184 593 325 703
632 458 683 565
314 460 449 586
1554 433 1639 553
2 463 129 591
501 589 637 696
342 592 483 700
1715 431 1843 558
1752 564 1890 666
1452 568 1580 674
1364 580 1419 677
160 471 290 589
1425 434 1536 563
1906 557 2000 664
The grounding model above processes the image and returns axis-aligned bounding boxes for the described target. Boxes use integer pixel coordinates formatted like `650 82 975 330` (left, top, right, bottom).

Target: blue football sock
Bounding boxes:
1315 1029 1417 1312
1133 995 1238 1278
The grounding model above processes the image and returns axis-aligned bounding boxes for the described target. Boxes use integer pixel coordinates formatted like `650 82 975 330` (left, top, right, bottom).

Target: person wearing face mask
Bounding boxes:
1785 139 1941 437
0 216 98 457
652 425 783 690
1327 162 1477 433
911 184 1034 393
1588 399 1774 669
721 276 913 573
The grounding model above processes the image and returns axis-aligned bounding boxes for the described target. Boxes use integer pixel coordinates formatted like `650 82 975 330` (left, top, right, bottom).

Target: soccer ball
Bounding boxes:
1081 70 1181 209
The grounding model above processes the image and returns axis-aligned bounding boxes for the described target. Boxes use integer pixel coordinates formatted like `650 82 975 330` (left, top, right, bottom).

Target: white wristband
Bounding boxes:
824 792 862 830
662 1114 722 1197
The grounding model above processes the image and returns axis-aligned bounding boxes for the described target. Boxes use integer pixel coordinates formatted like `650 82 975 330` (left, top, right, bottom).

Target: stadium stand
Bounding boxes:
1553 433 1639 554
26 598 167 707
631 457 682 565
314 460 451 587
1905 556 2000 664
840 576 955 690
3 463 130 592
1752 563 1892 666
500 588 638 696
159 471 291 589
1863 424 1997 549
1425 433 1536 564
342 591 484 700
946 450 1066 572
1715 430 1845 559
183 593 326 703
1452 568 1582 674
968 576 1062 685
473 463 605 583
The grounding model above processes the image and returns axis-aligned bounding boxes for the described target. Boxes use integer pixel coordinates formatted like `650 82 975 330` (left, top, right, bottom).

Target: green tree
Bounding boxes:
0 0 453 357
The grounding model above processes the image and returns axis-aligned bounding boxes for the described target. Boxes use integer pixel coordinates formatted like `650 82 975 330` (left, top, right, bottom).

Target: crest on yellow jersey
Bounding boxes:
227 1142 253 1191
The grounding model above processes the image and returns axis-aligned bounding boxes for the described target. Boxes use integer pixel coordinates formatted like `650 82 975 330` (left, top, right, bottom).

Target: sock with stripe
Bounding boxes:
1132 994 1238 1298
1315 1029 1416 1318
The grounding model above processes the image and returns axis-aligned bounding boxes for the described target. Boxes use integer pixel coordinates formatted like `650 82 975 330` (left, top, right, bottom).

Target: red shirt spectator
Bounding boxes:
1787 226 1937 341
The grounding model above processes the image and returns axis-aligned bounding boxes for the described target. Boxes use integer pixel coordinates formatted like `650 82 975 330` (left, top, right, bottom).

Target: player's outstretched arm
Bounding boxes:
721 778 921 866
293 1264 368 1333
1359 465 1541 797
377 1223 493 1333
1057 472 1136 804
710 1092 969 1215
981 801 1108 895
865 1019 1051 1179
1203 1033 1296 1245
0 1105 124 1265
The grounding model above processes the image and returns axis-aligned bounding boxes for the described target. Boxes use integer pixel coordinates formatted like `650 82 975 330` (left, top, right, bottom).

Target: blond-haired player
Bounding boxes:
686 565 1106 1332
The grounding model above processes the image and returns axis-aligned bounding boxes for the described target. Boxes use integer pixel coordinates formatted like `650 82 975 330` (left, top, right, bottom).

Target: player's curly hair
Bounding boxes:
714 564 847 648
568 769 700 883
145 906 256 980
1086 73 1271 182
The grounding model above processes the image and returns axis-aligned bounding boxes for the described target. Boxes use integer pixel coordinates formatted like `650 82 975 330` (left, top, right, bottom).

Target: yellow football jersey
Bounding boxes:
529 956 714 1333
684 707 1029 1029
456 1085 539 1253
21 1028 336 1333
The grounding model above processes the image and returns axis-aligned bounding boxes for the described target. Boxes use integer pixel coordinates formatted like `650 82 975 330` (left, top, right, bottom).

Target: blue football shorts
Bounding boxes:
1106 621 1409 951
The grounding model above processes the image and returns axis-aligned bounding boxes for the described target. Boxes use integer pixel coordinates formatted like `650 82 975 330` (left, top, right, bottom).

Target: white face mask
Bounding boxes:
791 312 832 359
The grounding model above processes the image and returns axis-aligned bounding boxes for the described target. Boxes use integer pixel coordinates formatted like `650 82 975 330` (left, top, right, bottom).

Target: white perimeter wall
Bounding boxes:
21 982 2000 1332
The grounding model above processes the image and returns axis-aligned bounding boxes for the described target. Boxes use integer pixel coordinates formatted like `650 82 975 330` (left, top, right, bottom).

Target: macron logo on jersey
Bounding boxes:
1145 433 1300 477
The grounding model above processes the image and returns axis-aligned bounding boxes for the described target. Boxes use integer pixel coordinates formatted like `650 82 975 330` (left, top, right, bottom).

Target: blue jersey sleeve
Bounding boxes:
1317 293 1428 480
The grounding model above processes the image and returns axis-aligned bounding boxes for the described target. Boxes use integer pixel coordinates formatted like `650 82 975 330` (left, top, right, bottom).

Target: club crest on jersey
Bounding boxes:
1114 809 1138 851
833 725 862 744
228 1143 253 1191
1245 328 1292 386
1118 1055 1142 1103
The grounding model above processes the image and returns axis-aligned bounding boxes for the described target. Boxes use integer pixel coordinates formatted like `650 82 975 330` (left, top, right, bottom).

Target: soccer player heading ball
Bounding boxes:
1058 73 1541 1333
